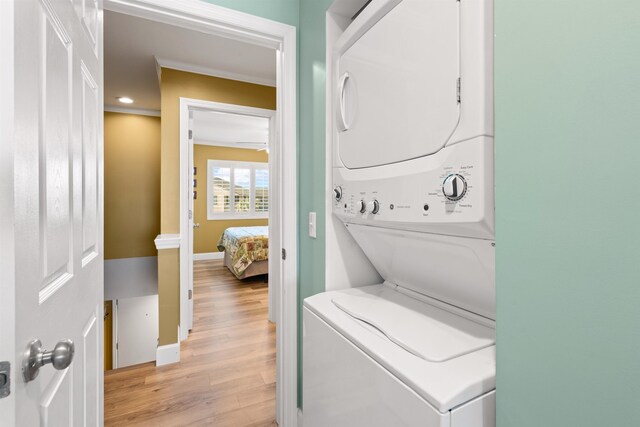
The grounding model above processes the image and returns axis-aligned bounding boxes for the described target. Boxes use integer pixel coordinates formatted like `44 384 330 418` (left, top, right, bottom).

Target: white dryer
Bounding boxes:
304 0 494 425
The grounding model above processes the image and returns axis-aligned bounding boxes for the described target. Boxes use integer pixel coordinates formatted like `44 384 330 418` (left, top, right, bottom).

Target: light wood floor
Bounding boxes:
104 259 276 426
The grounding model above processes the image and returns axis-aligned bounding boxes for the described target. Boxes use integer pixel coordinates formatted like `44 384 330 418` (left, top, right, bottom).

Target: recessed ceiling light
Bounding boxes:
117 97 134 104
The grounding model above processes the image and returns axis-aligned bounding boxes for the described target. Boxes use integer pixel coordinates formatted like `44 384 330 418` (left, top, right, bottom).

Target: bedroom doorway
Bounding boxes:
102 1 298 425
181 100 277 336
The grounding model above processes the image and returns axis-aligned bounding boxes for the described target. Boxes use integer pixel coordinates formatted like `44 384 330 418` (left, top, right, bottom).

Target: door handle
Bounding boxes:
193 223 200 229
23 339 74 383
337 72 351 131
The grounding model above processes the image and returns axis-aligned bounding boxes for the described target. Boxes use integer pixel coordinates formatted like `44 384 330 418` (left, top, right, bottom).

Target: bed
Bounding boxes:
217 226 269 280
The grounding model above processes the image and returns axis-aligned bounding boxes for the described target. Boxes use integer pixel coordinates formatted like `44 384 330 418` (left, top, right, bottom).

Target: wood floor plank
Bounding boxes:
104 259 276 426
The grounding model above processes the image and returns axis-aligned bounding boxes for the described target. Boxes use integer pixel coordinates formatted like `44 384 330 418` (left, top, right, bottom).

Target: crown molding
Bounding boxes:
193 138 266 150
104 105 161 117
155 56 276 87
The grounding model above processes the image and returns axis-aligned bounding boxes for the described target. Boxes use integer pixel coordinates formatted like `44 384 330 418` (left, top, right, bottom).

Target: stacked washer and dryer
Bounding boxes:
303 0 495 426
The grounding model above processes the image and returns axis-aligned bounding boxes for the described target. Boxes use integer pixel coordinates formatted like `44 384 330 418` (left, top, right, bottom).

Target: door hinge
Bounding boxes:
0 361 10 399
188 129 193 139
116 342 119 350
281 248 287 260
188 289 193 300
189 209 193 220
457 77 461 103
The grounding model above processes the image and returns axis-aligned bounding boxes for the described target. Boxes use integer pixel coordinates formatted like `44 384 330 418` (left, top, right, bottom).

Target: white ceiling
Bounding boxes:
192 110 270 151
104 10 276 111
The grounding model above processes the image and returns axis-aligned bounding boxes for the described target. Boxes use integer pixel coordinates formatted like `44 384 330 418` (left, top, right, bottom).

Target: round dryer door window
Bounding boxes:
335 0 461 169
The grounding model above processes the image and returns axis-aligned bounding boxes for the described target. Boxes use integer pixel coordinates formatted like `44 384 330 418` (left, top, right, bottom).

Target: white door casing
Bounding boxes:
179 98 277 339
188 115 195 332
4 0 104 425
104 1 298 425
0 1 16 425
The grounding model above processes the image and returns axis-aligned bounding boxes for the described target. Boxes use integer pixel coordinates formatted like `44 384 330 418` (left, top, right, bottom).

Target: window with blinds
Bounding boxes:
254 169 269 213
211 167 231 213
207 160 269 220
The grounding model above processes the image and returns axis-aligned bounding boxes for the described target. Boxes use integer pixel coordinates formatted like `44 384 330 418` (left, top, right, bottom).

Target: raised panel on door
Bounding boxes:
81 62 99 267
40 368 74 426
40 0 74 304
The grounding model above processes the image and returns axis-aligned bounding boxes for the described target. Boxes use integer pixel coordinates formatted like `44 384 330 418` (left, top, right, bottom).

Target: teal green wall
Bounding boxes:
202 0 299 27
298 0 332 407
496 1 640 426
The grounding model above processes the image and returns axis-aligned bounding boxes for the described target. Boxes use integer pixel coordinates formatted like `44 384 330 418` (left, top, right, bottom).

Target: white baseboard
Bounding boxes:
156 342 180 366
193 251 224 261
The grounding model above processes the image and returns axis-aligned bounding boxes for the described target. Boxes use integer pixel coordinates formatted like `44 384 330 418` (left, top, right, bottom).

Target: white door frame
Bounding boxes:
104 1 297 425
0 1 15 424
179 98 277 336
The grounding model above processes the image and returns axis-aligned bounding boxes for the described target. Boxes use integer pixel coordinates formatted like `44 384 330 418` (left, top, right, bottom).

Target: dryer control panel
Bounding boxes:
333 137 494 240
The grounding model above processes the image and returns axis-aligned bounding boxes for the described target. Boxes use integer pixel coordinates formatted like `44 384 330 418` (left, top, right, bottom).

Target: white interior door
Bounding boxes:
5 0 104 425
114 296 159 369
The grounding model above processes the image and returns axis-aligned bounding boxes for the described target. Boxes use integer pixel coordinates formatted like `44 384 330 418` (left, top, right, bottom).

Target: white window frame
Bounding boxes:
207 159 269 220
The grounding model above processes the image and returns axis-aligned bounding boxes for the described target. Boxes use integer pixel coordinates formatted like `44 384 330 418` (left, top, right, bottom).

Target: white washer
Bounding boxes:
304 0 494 425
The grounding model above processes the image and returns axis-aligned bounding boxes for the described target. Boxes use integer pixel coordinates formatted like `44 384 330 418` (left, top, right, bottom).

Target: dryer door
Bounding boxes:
336 0 460 169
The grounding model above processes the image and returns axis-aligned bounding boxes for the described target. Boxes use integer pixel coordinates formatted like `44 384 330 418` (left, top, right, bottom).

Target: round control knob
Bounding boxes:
442 174 467 201
366 199 380 214
334 186 343 202
357 200 366 213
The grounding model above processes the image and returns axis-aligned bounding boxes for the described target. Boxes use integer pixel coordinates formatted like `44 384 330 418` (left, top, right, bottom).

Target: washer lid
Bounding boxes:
335 0 460 169
304 284 496 412
332 287 495 363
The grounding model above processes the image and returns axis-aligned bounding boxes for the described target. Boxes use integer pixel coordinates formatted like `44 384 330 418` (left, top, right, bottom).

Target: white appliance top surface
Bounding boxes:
304 284 496 412
332 286 494 363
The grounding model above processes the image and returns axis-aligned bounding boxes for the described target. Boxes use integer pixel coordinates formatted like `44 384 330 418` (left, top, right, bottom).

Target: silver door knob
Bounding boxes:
23 339 74 383
193 223 200 229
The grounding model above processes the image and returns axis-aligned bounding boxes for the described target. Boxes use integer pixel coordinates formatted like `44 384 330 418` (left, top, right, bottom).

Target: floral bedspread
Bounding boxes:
217 226 269 277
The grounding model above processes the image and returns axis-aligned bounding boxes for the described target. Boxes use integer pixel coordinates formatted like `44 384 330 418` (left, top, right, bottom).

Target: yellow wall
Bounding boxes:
104 112 161 260
193 145 268 254
158 68 276 345
160 68 276 234
158 248 180 346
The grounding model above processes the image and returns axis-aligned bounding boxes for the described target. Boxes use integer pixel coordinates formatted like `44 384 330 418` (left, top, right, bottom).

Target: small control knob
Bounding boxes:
357 200 366 213
334 186 343 202
442 174 467 201
366 199 380 214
